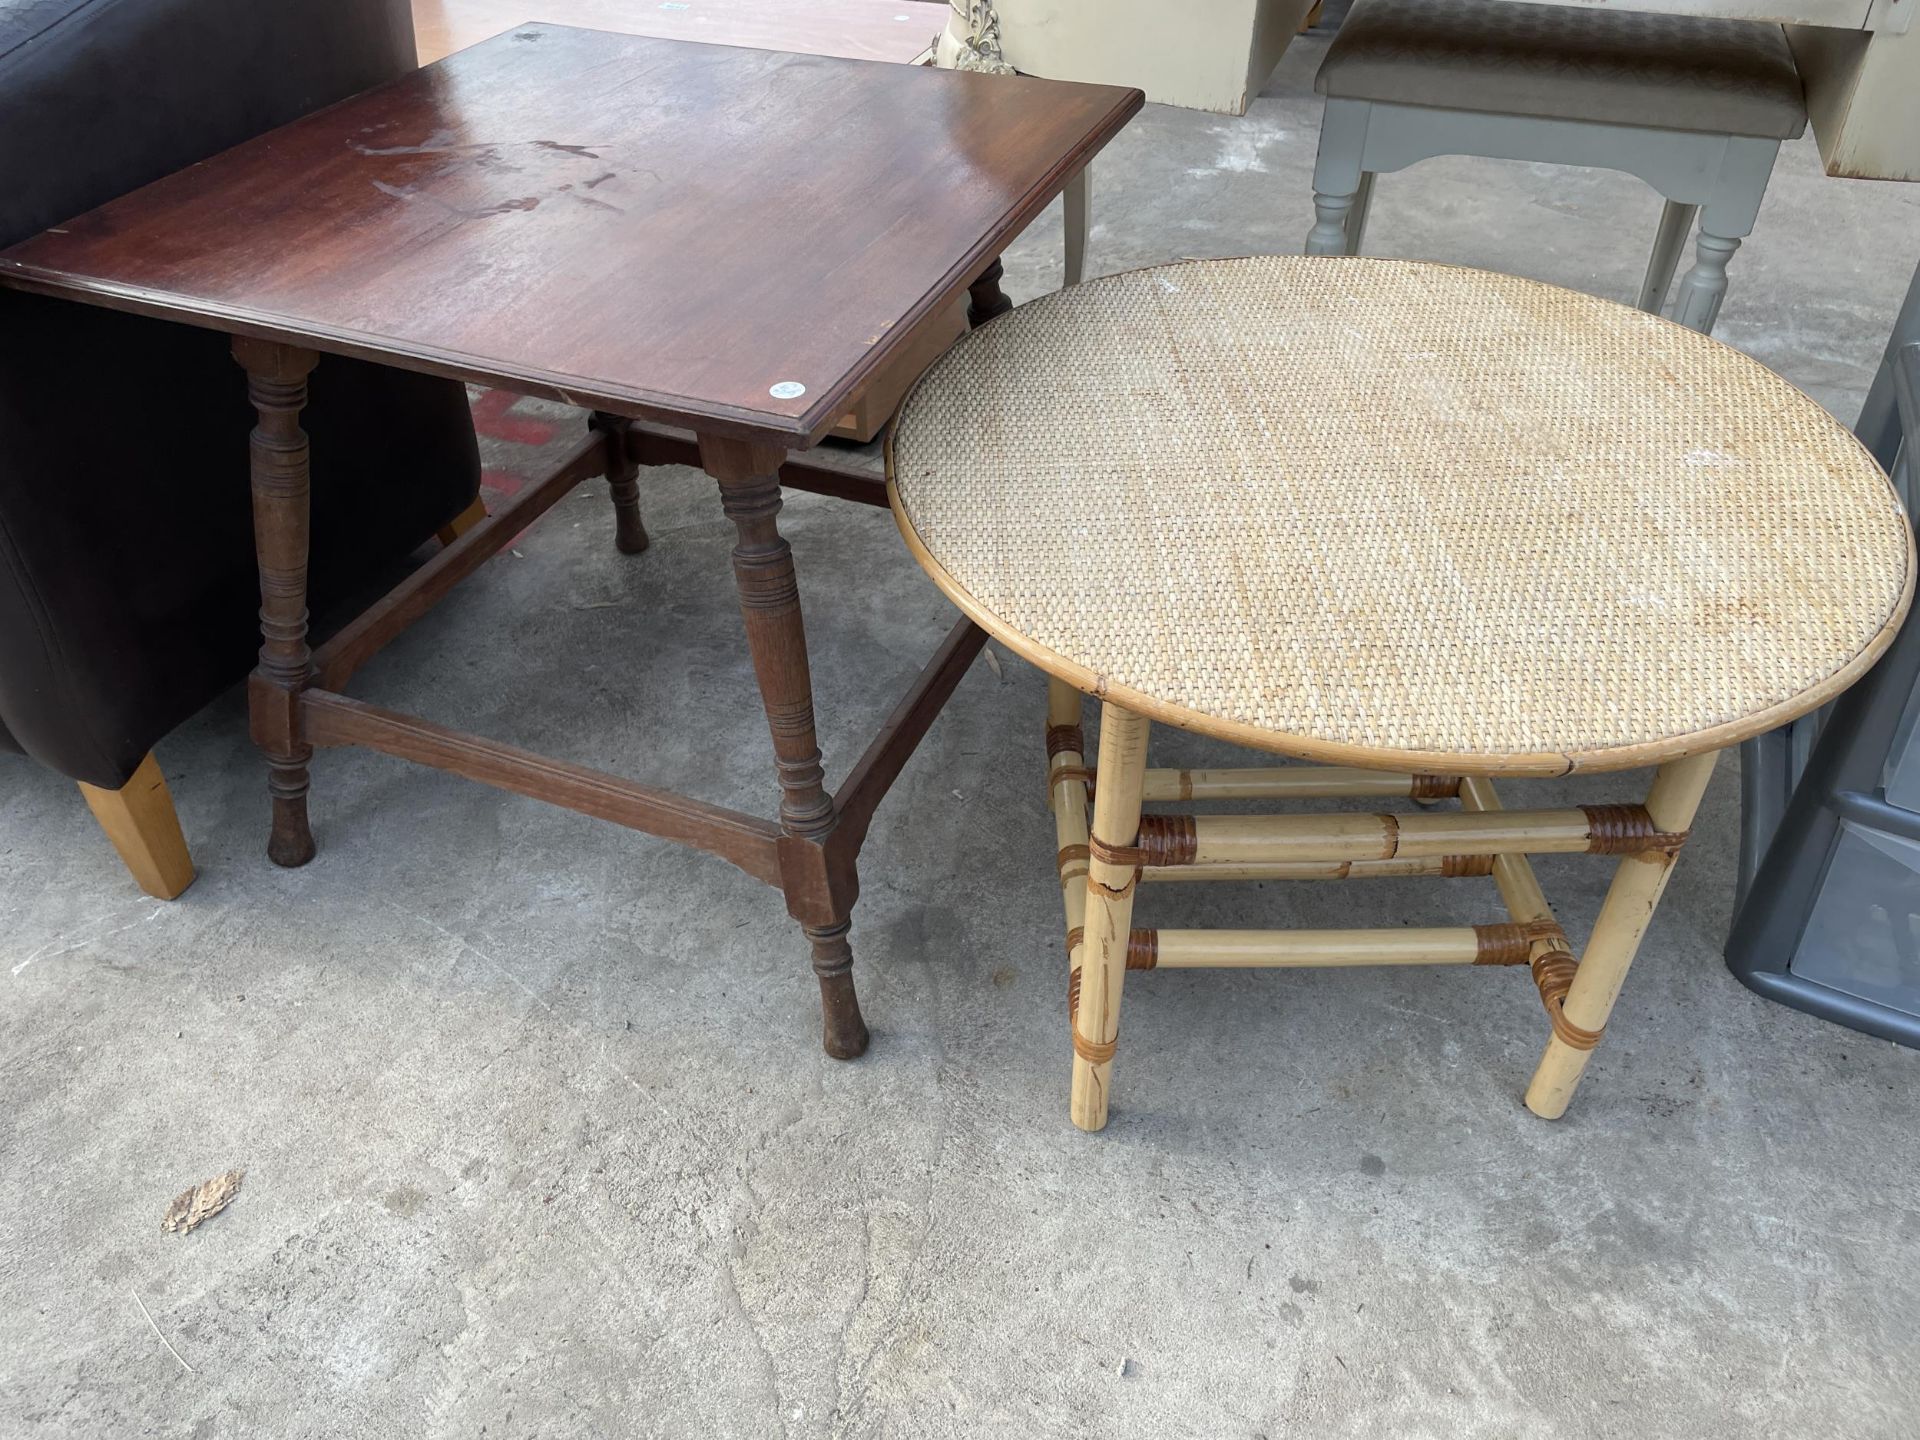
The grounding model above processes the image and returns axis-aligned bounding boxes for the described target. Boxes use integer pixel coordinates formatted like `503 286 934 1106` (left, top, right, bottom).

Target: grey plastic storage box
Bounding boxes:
1725 328 1920 1045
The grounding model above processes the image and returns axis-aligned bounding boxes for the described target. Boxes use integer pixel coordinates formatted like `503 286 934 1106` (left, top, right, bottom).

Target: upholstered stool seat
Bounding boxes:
1305 0 1808 337
1317 0 1806 140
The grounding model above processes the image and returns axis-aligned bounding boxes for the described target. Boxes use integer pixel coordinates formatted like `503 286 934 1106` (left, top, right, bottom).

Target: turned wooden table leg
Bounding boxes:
1072 702 1151 1132
234 338 320 868
591 411 649 555
968 257 1014 328
699 433 868 1059
1524 749 1721 1118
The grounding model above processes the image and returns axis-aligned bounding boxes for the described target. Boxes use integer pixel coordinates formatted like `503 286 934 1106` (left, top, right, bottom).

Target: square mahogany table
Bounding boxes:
0 24 1140 1058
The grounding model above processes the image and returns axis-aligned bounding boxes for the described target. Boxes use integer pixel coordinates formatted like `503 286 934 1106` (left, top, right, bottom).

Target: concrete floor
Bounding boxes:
6 25 1920 1440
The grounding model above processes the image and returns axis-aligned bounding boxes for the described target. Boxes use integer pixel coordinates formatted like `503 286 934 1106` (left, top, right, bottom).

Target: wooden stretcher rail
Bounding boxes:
301 689 785 886
834 616 989 849
626 421 891 508
1138 766 1461 802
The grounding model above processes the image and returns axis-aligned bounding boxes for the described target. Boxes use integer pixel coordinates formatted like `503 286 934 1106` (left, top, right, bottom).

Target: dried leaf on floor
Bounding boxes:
981 645 1003 681
161 1168 244 1234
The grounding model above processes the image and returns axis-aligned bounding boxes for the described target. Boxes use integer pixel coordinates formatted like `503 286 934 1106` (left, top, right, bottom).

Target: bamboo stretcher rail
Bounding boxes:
1138 855 1495 882
1147 927 1497 968
1133 805 1685 866
1062 922 1554 973
1135 767 1461 803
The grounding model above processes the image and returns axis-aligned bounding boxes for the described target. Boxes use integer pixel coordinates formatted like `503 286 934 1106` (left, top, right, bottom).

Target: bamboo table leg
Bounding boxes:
1072 702 1151 1132
698 433 869 1059
1047 678 1091 1002
234 338 321 869
1524 749 1720 1118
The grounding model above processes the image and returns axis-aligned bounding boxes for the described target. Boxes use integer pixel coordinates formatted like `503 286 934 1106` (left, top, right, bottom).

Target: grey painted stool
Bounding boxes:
1303 0 1806 333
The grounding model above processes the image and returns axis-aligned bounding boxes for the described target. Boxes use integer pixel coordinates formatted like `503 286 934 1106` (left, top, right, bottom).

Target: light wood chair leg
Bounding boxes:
1063 167 1091 287
78 752 196 900
1524 750 1720 1119
1071 703 1151 1132
1637 199 1698 315
435 497 488 546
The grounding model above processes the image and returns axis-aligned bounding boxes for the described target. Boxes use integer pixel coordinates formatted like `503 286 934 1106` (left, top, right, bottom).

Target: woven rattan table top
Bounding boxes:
887 257 1915 775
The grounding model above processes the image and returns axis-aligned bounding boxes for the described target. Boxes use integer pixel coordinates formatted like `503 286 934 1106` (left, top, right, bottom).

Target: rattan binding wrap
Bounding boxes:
1531 946 1603 1051
889 257 1915 775
1064 929 1161 970
1580 804 1688 854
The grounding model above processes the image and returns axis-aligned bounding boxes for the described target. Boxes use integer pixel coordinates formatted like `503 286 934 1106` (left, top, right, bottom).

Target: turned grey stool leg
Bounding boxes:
1637 199 1698 315
1306 99 1369 257
1669 137 1778 336
1672 231 1743 333
1308 190 1358 256
1345 171 1377 255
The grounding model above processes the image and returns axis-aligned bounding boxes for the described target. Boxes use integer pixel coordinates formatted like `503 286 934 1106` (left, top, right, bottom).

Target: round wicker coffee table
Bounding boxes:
886 256 1914 1132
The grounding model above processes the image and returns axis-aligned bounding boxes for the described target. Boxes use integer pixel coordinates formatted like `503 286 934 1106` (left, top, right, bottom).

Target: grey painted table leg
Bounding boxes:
1063 167 1090 286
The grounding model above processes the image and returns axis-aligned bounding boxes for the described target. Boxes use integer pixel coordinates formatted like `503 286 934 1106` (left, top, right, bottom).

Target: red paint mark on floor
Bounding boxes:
470 388 559 448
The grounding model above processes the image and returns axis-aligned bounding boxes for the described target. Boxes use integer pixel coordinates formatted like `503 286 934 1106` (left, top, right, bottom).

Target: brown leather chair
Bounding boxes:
0 0 484 896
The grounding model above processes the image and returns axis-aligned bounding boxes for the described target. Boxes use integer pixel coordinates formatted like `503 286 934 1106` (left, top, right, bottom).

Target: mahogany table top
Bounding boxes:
0 24 1139 445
